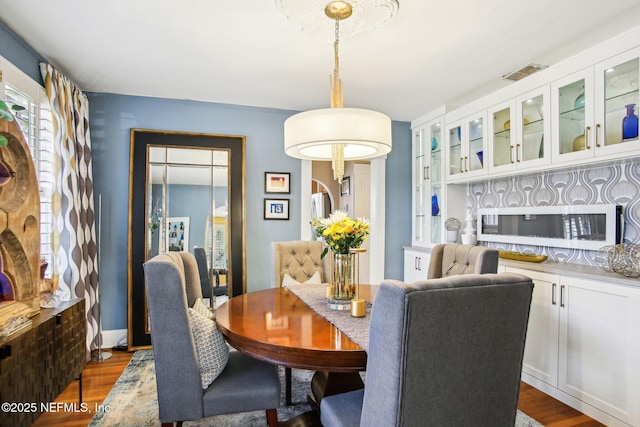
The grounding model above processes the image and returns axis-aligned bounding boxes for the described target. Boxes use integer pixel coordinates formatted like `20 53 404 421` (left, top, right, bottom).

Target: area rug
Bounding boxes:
89 350 544 426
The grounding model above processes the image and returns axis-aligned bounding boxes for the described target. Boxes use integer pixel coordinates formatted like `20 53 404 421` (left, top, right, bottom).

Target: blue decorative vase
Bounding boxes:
431 137 437 150
573 92 585 109
622 104 638 140
431 194 439 216
476 150 484 167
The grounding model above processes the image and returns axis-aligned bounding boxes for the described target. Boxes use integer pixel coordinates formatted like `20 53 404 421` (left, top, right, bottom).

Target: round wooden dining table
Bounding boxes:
215 285 376 415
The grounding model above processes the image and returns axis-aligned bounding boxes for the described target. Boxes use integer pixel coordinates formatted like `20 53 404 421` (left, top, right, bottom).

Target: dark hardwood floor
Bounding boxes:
33 349 605 426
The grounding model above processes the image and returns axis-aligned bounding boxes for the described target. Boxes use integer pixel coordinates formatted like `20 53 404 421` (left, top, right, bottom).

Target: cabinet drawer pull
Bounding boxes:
560 284 565 308
516 144 521 162
460 157 464 173
551 283 557 305
510 145 515 163
415 257 418 270
424 166 429 180
585 126 591 150
595 123 601 147
465 156 469 172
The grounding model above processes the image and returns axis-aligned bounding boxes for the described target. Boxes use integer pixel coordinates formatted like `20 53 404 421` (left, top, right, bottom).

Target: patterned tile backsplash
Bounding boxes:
467 162 640 266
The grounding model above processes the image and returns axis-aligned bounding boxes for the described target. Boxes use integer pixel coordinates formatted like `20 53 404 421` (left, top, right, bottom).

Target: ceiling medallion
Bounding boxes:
276 0 399 40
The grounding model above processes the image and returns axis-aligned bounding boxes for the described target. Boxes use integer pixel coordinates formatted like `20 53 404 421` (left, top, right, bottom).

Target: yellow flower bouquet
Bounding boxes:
310 210 370 257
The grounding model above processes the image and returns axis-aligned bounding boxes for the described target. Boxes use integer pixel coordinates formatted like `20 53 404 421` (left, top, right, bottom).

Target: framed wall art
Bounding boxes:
265 172 291 194
264 198 289 220
164 217 190 252
340 176 350 196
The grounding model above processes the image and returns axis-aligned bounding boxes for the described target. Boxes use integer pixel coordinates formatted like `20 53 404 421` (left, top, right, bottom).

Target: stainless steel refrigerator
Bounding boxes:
311 192 331 218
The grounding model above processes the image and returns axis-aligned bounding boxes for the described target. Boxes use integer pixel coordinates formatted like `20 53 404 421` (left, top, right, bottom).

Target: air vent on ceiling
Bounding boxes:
502 63 548 81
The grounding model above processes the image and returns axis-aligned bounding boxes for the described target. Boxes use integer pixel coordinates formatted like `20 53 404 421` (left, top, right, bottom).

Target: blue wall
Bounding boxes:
1 22 412 331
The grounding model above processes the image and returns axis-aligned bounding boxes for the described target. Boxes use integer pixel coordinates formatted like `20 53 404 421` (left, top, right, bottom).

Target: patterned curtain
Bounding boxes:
39 63 100 358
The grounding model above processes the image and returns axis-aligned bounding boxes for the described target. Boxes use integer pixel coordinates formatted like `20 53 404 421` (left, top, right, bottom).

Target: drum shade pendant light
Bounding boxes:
282 1 394 182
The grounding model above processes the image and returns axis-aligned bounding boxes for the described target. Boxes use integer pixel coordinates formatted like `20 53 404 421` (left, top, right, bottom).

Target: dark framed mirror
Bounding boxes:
127 129 245 350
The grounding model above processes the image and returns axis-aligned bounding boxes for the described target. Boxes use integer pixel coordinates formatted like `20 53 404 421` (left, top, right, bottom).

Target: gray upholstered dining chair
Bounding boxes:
143 251 280 427
427 243 499 279
320 272 534 427
193 246 227 305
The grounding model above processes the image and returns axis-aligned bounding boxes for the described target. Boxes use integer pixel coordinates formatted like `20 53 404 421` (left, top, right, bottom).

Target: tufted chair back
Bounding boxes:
271 240 329 287
427 243 499 279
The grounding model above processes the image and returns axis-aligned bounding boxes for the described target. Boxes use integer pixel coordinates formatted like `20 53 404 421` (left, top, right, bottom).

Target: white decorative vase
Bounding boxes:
461 213 477 245
446 230 458 243
461 234 477 245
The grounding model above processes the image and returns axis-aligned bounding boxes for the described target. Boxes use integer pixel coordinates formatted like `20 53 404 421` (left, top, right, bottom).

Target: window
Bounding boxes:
1 56 54 277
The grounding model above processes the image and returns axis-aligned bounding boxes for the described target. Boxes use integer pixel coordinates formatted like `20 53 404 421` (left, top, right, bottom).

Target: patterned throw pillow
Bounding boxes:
193 297 214 319
188 307 229 389
282 270 321 286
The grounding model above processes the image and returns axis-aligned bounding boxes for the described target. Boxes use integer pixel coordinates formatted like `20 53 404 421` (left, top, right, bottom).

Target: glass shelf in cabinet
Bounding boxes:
605 89 639 113
469 137 484 150
493 128 511 138
559 106 586 121
522 118 544 135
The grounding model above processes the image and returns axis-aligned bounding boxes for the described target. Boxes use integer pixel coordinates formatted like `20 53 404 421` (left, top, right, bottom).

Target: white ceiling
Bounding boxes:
1 0 640 122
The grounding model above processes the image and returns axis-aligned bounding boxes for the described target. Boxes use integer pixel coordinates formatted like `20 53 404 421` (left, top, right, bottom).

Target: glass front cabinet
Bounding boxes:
446 111 487 182
412 118 443 247
488 86 550 174
552 47 640 163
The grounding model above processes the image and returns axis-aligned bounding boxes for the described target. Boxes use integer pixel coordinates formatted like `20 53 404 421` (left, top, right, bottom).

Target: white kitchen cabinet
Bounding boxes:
506 263 640 427
557 276 640 427
488 87 551 174
446 111 487 182
505 267 560 387
552 47 640 164
403 248 429 283
411 117 443 248
514 86 551 169
488 99 516 173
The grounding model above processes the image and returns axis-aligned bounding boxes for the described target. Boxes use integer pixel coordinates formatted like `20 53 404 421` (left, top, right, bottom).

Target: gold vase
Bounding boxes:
572 133 586 151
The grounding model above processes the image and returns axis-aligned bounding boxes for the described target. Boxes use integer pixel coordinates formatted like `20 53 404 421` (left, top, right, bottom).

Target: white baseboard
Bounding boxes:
101 329 127 349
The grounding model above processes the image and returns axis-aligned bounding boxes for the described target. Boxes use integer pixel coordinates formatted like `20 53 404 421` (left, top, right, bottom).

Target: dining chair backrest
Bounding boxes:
360 273 533 426
320 272 534 426
271 240 328 287
427 243 499 279
193 246 212 299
